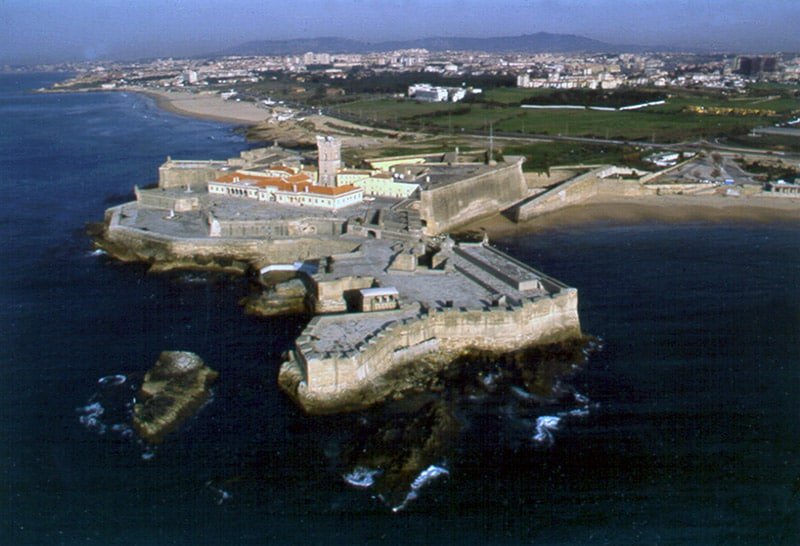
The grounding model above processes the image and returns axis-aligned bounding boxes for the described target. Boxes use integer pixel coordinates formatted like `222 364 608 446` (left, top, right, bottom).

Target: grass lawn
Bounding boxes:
331 87 798 144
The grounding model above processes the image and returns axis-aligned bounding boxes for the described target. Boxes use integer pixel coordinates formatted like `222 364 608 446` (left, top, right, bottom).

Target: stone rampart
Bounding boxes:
311 276 376 313
135 187 200 212
101 206 359 271
419 159 527 235
158 160 228 190
207 212 346 239
511 170 602 221
281 288 580 411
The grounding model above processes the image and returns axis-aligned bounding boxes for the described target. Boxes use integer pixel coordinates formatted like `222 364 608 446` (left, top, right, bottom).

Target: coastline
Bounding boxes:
126 87 269 126
461 194 800 236
42 83 800 235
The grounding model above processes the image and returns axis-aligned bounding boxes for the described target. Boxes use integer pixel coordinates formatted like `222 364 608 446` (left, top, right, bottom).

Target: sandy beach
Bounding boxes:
129 87 270 125
460 194 800 237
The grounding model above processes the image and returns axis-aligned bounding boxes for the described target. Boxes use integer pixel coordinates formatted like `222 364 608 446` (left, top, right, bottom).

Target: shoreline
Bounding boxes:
40 83 800 235
40 84 269 126
130 88 268 126
461 194 800 236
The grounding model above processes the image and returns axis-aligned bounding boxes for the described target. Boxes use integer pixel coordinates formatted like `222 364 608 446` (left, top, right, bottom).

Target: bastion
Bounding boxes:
278 239 580 412
94 139 583 413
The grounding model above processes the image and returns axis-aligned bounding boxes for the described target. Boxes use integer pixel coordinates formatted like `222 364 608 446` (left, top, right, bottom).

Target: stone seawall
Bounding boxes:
511 170 604 221
419 159 528 235
279 288 581 413
98 205 360 272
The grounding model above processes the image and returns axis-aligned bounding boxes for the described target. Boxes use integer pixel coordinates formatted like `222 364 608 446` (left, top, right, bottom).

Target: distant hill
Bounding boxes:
214 33 651 57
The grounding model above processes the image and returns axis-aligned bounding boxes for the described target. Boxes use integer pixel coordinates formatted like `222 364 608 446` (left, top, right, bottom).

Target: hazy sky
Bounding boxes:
2 0 798 64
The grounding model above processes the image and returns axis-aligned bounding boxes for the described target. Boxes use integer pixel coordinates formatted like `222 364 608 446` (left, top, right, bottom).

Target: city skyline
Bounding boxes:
3 0 800 65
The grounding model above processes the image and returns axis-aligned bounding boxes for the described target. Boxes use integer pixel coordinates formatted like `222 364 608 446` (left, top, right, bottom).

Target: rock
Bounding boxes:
342 400 460 509
133 351 218 444
241 277 309 316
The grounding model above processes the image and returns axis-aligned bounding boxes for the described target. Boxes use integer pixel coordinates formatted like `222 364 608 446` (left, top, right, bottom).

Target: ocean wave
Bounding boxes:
205 480 233 505
77 401 107 434
97 374 127 387
89 249 107 257
78 375 136 439
343 467 381 488
563 408 589 418
532 415 561 446
391 465 449 512
573 391 589 404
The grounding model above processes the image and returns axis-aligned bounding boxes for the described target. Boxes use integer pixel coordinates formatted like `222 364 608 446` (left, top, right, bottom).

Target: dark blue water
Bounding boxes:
1 74 798 545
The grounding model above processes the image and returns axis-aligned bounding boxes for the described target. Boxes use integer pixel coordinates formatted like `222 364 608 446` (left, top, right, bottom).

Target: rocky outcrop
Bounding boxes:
342 400 459 509
241 277 309 317
132 351 218 443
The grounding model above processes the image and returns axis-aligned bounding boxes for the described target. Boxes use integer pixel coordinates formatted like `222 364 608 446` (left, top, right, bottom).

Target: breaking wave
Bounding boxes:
77 374 137 441
77 401 107 434
532 416 561 446
343 467 381 488
391 465 449 512
205 480 233 505
97 374 127 387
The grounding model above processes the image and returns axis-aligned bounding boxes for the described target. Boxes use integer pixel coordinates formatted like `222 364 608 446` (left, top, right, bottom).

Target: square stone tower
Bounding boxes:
316 135 341 187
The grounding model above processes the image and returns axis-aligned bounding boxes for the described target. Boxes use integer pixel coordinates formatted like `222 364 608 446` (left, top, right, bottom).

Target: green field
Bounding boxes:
498 141 650 173
333 87 799 144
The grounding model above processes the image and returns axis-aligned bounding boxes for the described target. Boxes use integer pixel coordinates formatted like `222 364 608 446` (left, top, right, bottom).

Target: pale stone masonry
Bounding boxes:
278 240 581 410
98 139 593 413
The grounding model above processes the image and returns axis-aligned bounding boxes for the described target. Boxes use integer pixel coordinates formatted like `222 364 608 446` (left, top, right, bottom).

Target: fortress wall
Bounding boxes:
213 217 346 238
419 160 527 235
103 208 358 268
158 162 227 190
524 169 577 189
595 179 649 197
312 276 375 313
293 288 580 399
135 188 200 212
512 171 602 221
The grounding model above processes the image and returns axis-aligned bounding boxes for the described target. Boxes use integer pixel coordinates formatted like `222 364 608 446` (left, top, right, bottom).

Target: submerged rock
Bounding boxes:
132 351 218 443
241 277 309 317
342 399 459 509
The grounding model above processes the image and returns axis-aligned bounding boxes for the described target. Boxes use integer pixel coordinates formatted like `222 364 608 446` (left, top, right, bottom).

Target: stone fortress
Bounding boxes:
99 136 586 412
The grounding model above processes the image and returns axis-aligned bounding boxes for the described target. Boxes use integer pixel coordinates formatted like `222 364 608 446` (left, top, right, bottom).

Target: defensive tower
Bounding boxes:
316 135 342 187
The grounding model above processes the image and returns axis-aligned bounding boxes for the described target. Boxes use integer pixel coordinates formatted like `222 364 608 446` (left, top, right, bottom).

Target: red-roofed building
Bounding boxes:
207 167 363 210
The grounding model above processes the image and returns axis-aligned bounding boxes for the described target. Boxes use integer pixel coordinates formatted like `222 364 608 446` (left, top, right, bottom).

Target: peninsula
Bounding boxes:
95 137 587 412
95 133 799 411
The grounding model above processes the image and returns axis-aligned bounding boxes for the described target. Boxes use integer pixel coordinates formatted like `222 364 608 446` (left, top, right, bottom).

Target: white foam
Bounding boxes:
89 249 107 257
510 385 536 401
532 415 561 446
574 392 589 404
141 448 156 461
97 374 127 387
480 372 499 388
392 465 449 512
205 481 233 505
77 402 107 433
343 467 381 488
565 408 589 418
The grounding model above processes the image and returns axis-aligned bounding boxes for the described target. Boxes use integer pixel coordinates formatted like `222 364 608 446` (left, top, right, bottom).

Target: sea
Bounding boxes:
1 73 798 545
